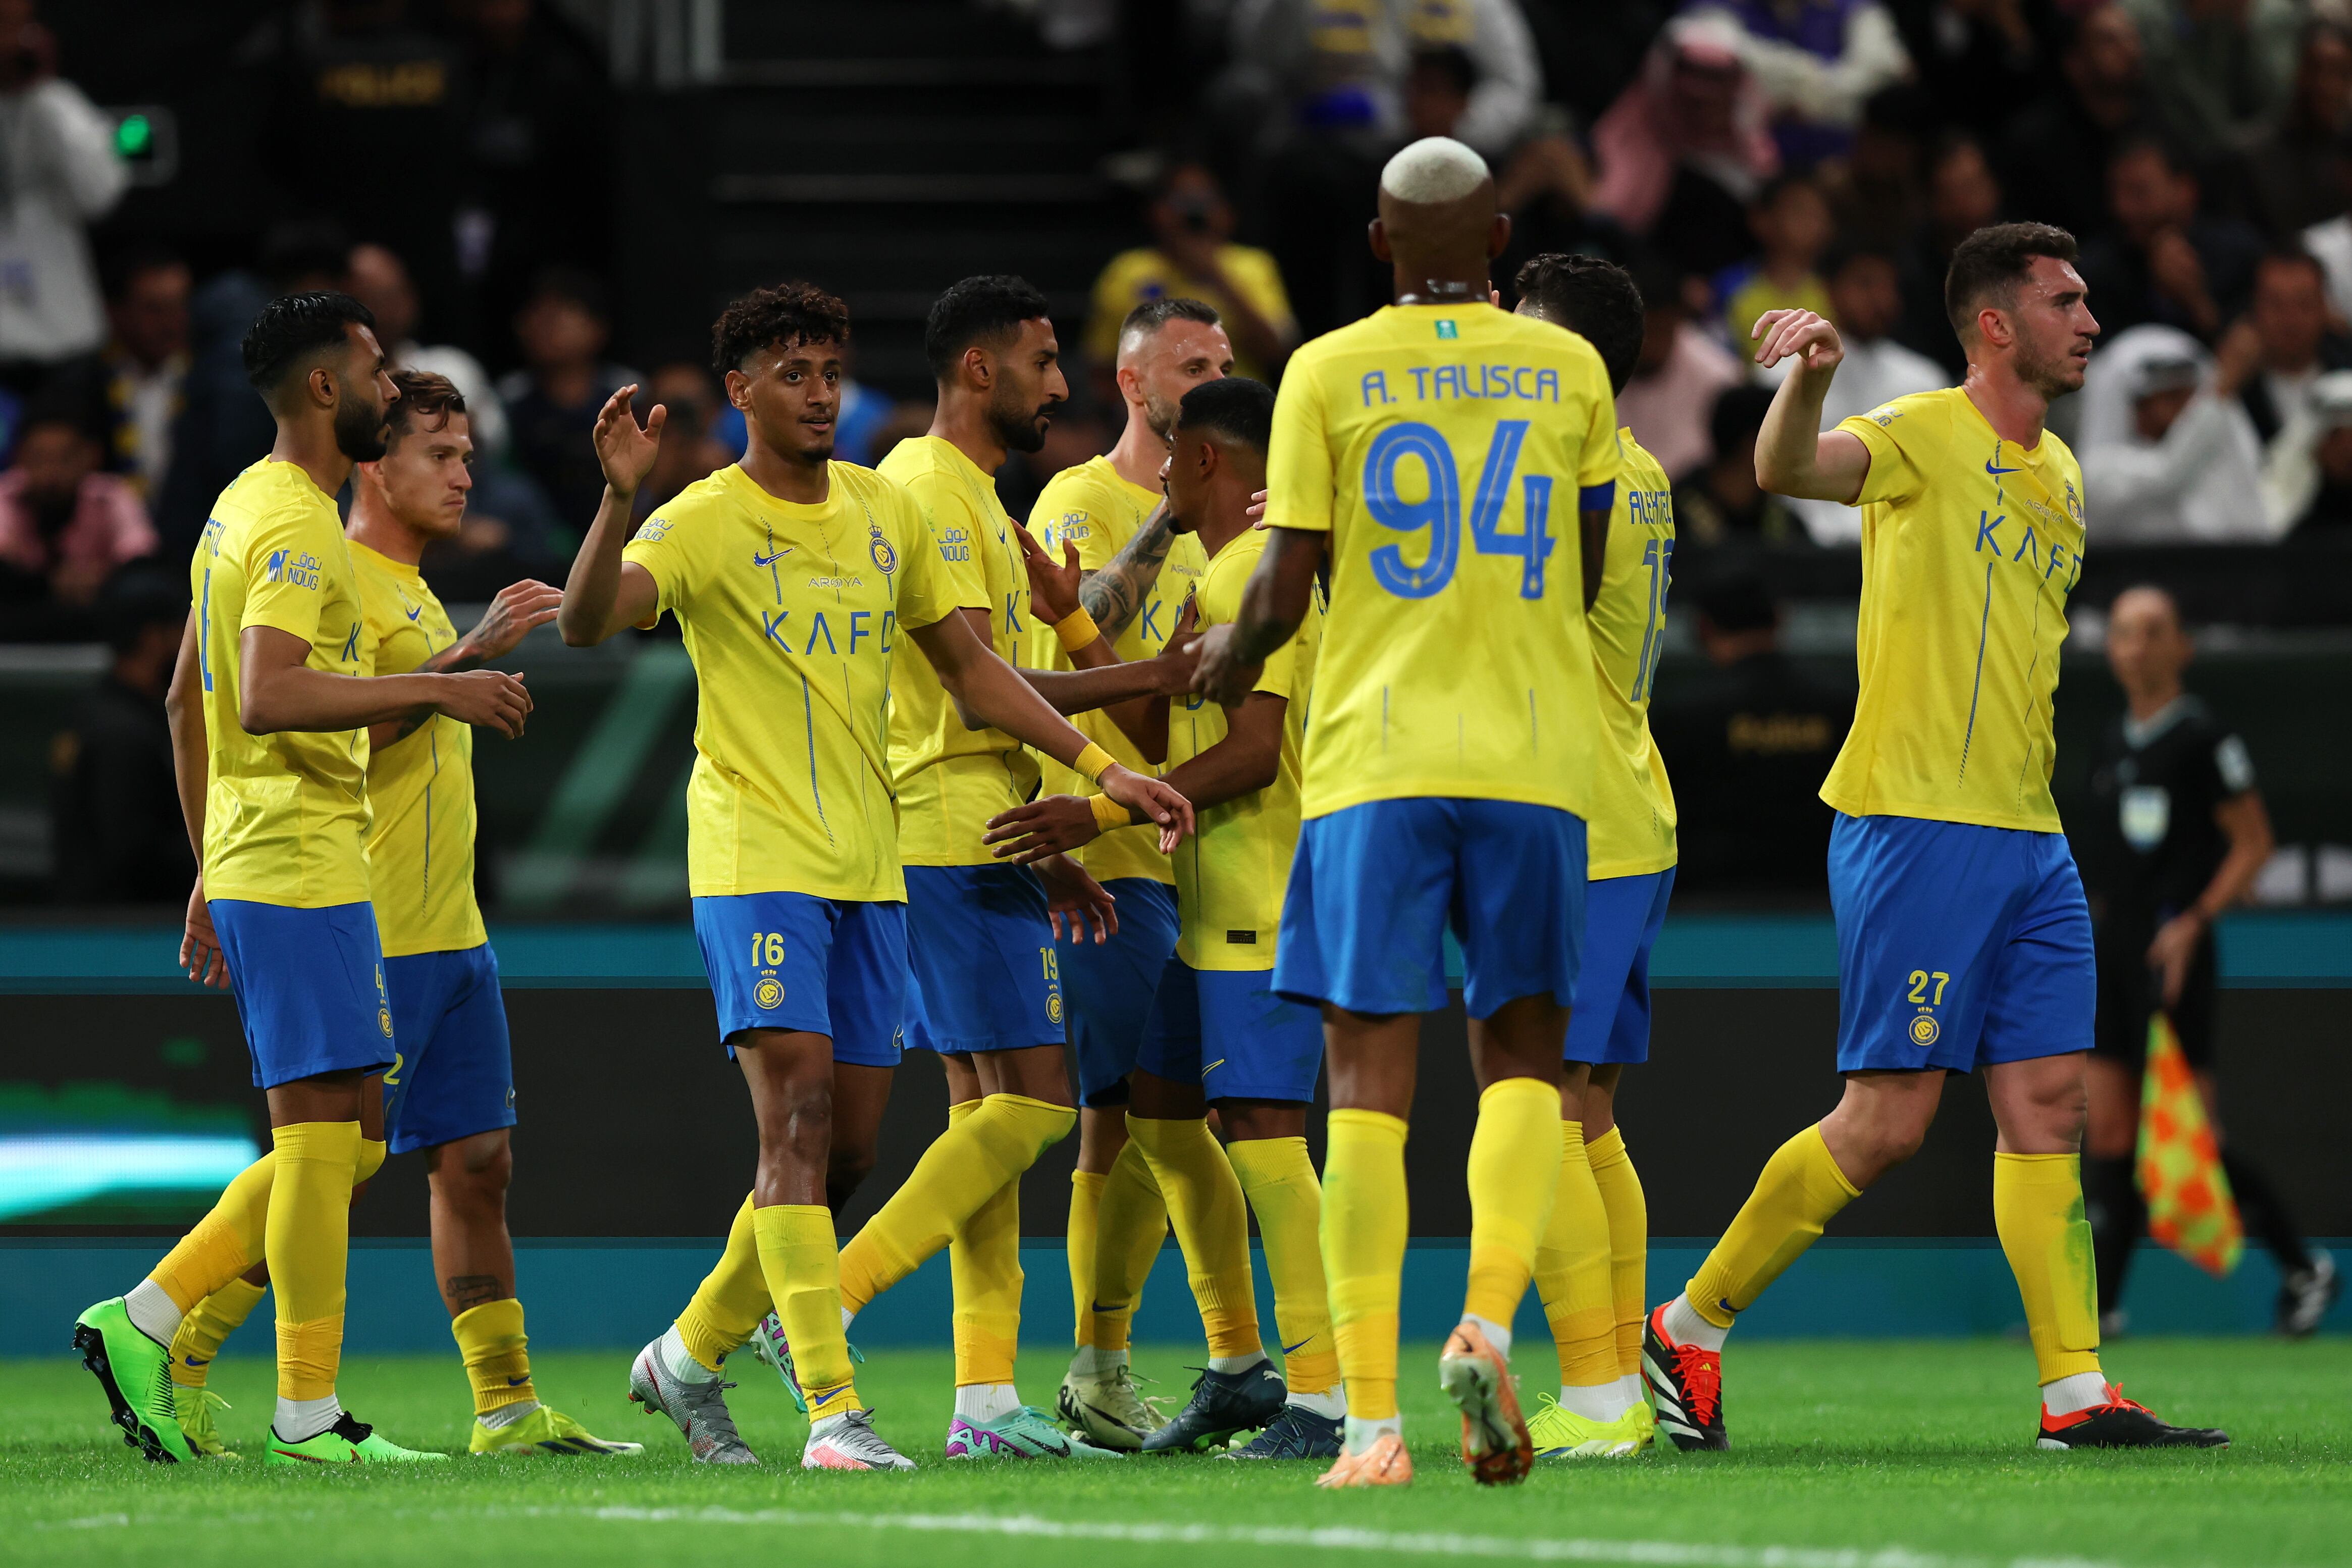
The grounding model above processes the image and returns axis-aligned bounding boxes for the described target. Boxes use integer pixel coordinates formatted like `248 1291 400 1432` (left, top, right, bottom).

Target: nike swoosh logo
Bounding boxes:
507 1375 531 1385
183 1356 209 1367
1716 1298 1741 1317
1281 1336 1315 1355
404 605 423 621
1985 460 2020 476
753 548 793 566
269 1447 356 1463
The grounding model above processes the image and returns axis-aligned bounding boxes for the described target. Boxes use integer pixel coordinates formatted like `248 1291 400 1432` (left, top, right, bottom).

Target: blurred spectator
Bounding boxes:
495 267 640 532
0 414 153 610
2000 4 2154 246
2259 367 2352 536
1616 257 1746 479
1687 0 1912 168
1764 242 1950 543
1590 16 1782 279
1820 85 1930 251
45 246 190 501
2229 250 2352 448
1895 131 2006 375
632 362 731 521
1673 384 1807 546
344 242 508 460
2248 22 2352 238
49 562 191 904
1888 0 2060 142
1714 173 1835 346
2078 135 2264 342
1649 570 1852 897
1087 162 1296 382
2075 323 2272 542
2120 0 2299 167
0 0 129 382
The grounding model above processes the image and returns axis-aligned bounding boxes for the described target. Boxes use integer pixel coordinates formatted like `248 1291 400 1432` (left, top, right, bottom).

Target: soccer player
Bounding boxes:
157 371 639 1459
819 274 1193 1462
1511 254 1676 1462
1191 137 1625 1489
558 283 1188 1470
1643 223 2228 1452
74 291 530 1465
991 376 1345 1460
1023 295 1228 1449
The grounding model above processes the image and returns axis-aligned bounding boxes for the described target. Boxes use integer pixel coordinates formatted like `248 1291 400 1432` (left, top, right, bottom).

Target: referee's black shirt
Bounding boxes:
2075 696 2257 937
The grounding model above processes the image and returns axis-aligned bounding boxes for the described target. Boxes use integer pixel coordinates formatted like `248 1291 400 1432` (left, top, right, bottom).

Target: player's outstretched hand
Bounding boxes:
1188 621 1262 708
592 385 665 494
1015 526 1084 625
433 668 534 738
1035 852 1118 944
1750 308 1844 374
460 580 563 662
1150 594 1203 693
1101 762 1193 851
181 879 229 989
1245 488 1268 522
983 794 1101 865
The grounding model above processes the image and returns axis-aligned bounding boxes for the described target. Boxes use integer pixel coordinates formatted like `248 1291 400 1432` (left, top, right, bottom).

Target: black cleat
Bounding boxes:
2036 1385 2229 1450
2276 1252 2339 1338
1221 1402 1343 1460
1641 1303 1727 1452
1139 1361 1288 1453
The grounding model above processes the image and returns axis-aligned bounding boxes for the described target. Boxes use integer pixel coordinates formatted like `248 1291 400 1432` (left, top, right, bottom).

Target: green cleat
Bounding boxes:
1527 1394 1649 1459
177 1387 240 1459
73 1297 192 1464
469 1403 645 1457
265 1413 449 1465
946 1405 1126 1459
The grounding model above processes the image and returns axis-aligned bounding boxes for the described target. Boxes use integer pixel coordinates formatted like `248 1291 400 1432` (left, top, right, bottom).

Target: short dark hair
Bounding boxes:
1823 236 1899 283
99 242 185 303
521 265 609 322
2109 131 2189 179
1118 295 1221 357
1753 170 1823 211
711 281 851 379
242 290 376 393
925 275 1051 379
1175 376 1275 457
1709 383 1775 454
2257 247 2329 289
385 369 466 446
1943 222 2079 339
1408 45 1478 98
1513 253 1645 394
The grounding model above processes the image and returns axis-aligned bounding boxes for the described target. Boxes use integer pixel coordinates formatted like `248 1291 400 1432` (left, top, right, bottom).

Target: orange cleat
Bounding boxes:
1315 1431 1414 1488
1438 1322 1533 1486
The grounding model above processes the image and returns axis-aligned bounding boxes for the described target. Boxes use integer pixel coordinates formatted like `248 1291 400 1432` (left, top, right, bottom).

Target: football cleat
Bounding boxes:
2277 1251 2339 1339
176 1386 239 1459
628 1337 757 1463
2036 1385 2229 1450
803 1408 917 1471
265 1413 447 1464
749 1311 866 1415
1057 1361 1166 1451
1139 1361 1287 1453
946 1405 1126 1459
1527 1393 1647 1459
73 1297 191 1465
1222 1402 1344 1460
469 1402 645 1456
1438 1322 1533 1485
1315 1431 1413 1488
1643 1303 1727 1451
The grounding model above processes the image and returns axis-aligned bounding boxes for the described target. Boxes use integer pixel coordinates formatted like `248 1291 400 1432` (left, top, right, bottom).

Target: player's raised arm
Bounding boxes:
1750 308 1871 504
557 384 665 646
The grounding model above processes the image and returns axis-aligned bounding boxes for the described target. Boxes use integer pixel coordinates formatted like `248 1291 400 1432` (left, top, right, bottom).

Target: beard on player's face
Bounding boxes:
333 389 390 462
1142 388 1182 439
987 378 1054 454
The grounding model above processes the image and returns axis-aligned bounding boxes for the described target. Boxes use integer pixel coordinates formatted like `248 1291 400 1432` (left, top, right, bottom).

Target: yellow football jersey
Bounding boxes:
622 462 956 901
349 541 487 957
189 459 373 908
1824 386 2086 832
878 435 1040 866
1584 431 1678 878
1024 455 1209 885
1168 527 1323 971
1262 302 1618 821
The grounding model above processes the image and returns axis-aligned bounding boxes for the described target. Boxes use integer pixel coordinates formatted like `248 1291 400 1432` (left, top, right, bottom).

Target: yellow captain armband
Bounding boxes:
1054 606 1101 654
1089 793 1133 831
1073 741 1116 782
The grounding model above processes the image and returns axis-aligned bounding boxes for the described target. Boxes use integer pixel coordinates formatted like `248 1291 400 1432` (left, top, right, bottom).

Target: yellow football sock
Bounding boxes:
944 1100 1024 1388
1994 1152 2104 1385
1322 1108 1408 1421
1079 1137 1166 1351
267 1120 360 1402
1228 1136 1340 1395
1127 1115 1259 1358
675 1194 770 1372
148 1153 275 1314
1464 1077 1561 1329
1686 1123 1860 1331
1585 1125 1648 1378
1534 1119 1617 1390
1068 1168 1105 1350
355 1137 386 1185
839 1092 1073 1313
169 1276 268 1390
452 1297 534 1416
754 1203 862 1416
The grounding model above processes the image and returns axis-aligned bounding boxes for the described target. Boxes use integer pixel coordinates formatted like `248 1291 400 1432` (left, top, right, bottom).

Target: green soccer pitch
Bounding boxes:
7 1339 2348 1567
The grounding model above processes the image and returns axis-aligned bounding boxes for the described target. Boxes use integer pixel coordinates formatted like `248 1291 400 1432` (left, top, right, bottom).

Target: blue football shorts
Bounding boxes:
691 892 908 1067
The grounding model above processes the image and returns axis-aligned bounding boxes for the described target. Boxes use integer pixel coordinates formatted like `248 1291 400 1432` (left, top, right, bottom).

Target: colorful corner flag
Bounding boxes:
2136 1010 2243 1278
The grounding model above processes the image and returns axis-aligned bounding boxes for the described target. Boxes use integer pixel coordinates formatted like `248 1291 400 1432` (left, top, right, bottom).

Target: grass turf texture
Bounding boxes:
6 1339 2347 1567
